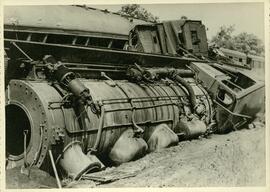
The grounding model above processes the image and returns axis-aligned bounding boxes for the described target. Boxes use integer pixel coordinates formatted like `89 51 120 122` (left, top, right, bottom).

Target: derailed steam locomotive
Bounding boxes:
4 5 264 181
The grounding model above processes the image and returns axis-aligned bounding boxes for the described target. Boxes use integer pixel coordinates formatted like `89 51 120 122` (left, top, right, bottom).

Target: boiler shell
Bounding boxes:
6 79 210 168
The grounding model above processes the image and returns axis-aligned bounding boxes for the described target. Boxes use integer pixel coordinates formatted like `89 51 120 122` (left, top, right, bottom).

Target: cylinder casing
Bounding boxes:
6 78 212 168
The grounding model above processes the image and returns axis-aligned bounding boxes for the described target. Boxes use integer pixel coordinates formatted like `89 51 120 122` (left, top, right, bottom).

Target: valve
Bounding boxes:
43 55 99 114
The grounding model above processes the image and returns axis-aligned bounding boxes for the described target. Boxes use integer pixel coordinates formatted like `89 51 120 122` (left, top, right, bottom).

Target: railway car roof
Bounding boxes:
4 5 149 38
220 48 264 61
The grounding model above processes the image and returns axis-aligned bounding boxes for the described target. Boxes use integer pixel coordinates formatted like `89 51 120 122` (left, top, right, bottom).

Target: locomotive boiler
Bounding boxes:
4 5 264 181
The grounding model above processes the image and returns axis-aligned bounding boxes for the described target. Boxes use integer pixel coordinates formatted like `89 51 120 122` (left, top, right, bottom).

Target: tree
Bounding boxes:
180 15 188 20
211 25 235 50
233 32 264 55
211 25 264 56
118 4 159 23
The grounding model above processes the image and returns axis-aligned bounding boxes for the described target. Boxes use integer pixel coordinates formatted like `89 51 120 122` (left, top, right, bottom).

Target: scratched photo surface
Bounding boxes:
3 3 266 189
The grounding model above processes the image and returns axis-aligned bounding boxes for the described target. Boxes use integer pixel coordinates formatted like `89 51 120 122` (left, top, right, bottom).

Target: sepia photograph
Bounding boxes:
1 1 268 190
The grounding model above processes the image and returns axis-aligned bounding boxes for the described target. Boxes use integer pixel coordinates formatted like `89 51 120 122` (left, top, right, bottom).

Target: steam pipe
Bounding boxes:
143 68 194 80
172 74 197 113
143 68 197 113
90 106 105 153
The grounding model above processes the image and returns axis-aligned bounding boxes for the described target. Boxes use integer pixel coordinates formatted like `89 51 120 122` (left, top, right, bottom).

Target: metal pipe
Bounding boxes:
104 102 178 112
23 130 28 167
143 68 197 112
115 82 144 134
173 75 197 113
5 39 206 64
11 42 33 61
48 95 183 109
131 100 144 134
48 150 62 189
65 119 173 134
144 68 194 80
90 106 105 153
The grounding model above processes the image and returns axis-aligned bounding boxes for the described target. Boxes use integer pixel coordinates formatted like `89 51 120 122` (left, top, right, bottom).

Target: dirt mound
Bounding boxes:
98 126 265 187
5 123 266 188
6 167 57 189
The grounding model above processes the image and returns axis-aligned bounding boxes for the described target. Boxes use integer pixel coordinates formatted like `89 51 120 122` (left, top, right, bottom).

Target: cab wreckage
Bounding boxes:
4 5 265 185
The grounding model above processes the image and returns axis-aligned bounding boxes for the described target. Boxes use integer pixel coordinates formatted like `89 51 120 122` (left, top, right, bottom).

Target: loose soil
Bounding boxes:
99 125 266 187
6 122 266 188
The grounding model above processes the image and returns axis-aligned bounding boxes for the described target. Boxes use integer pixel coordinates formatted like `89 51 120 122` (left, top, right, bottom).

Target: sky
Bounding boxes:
90 3 265 42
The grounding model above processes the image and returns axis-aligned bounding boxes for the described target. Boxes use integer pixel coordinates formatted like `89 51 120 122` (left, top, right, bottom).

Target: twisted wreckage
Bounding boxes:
4 5 265 183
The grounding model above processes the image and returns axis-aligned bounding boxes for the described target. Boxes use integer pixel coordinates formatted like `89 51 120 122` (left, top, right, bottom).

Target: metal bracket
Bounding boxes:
51 126 65 144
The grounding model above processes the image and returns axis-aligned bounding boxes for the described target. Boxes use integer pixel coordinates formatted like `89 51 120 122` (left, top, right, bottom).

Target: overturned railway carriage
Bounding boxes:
4 5 264 181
